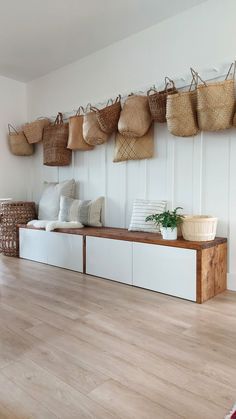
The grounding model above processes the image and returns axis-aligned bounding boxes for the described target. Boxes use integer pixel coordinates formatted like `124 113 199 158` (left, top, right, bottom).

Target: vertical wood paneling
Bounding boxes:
147 124 168 201
173 136 194 213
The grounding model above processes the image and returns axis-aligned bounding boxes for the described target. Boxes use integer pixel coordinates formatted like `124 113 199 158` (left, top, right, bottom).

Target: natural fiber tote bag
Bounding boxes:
197 63 235 131
8 124 34 156
113 124 154 163
43 112 71 166
23 118 50 144
118 95 152 138
67 107 94 151
91 96 121 135
166 76 199 137
83 111 109 146
148 78 177 123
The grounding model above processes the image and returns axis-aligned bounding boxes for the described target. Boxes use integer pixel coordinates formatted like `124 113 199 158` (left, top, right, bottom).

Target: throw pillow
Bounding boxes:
59 196 104 227
46 221 84 231
38 179 76 220
129 199 167 233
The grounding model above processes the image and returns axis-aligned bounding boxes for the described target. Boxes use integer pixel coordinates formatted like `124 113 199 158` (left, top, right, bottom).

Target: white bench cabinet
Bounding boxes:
133 242 197 301
19 228 83 273
86 236 133 285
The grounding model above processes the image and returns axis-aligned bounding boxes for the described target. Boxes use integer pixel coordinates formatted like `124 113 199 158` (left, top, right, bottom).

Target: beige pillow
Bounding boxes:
38 179 76 220
59 196 104 227
113 124 154 163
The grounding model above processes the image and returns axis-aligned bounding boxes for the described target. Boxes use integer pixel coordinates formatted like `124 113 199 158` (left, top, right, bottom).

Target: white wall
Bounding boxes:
0 76 29 200
26 0 236 289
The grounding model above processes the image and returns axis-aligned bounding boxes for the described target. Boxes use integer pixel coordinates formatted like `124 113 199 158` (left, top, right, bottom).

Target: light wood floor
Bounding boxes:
0 256 235 419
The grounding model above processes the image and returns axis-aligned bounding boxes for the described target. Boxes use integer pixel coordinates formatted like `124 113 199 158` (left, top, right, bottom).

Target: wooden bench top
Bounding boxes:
19 225 227 250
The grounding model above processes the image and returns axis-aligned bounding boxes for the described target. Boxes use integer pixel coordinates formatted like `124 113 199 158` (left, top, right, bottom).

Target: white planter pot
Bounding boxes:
160 227 177 240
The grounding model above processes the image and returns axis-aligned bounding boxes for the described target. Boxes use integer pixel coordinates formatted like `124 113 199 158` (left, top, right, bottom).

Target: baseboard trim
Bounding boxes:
227 273 236 291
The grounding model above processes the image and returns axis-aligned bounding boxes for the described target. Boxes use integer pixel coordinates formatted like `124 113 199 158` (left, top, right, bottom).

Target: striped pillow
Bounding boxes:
59 196 104 227
129 199 167 233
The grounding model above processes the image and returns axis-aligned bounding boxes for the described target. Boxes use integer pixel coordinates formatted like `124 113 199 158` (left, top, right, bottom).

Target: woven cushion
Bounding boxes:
59 196 104 227
113 124 154 162
38 179 76 220
129 199 167 233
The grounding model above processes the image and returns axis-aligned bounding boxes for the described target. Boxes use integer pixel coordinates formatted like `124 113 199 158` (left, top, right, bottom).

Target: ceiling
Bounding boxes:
0 0 206 82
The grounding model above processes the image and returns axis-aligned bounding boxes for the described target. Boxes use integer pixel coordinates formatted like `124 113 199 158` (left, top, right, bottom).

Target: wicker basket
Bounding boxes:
166 76 199 137
8 124 34 156
67 107 94 151
0 201 36 256
148 78 177 123
43 112 71 166
181 215 218 241
92 96 121 134
23 118 50 144
83 111 109 145
118 95 152 137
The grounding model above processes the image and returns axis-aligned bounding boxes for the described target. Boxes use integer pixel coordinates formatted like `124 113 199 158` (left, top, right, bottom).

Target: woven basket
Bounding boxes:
181 215 218 241
148 78 177 123
118 95 152 138
0 201 36 256
197 79 235 131
113 124 154 162
92 96 121 134
166 76 199 137
83 111 109 146
67 107 94 151
43 112 71 166
23 118 50 144
8 124 34 156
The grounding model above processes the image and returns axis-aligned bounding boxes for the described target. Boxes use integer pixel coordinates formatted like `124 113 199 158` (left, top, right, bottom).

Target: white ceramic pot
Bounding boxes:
160 227 177 240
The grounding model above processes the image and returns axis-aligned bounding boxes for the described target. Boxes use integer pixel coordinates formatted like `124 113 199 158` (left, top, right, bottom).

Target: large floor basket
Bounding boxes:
0 201 36 256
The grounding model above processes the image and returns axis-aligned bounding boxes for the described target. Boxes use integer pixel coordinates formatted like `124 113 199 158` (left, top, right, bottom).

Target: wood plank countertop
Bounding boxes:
18 225 227 251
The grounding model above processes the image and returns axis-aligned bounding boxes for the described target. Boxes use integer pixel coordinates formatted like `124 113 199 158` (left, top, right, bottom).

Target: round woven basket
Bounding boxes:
181 215 218 241
92 96 121 135
148 78 177 123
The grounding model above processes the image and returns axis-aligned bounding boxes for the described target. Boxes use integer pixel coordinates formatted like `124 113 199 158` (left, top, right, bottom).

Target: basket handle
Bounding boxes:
8 124 18 135
164 77 175 90
190 67 207 88
225 61 236 80
147 86 157 96
54 112 63 125
115 94 121 103
75 106 85 116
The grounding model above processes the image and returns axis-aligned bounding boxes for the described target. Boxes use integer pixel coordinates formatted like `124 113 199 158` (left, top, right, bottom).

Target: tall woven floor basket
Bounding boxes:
0 201 36 256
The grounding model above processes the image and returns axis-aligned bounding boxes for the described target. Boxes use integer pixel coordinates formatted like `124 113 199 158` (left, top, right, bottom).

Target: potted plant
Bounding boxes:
145 207 184 240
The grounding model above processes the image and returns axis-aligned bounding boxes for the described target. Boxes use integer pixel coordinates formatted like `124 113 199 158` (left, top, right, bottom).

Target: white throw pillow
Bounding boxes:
59 196 104 227
129 199 167 233
27 219 50 229
38 179 76 220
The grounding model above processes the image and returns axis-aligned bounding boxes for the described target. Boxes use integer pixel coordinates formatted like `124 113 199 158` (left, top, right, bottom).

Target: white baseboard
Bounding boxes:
227 273 236 291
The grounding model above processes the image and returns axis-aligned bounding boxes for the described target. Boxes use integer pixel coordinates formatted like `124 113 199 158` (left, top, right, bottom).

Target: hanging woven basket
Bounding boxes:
8 124 34 156
92 96 121 135
118 95 152 138
67 107 94 151
23 118 50 144
83 110 109 146
43 112 71 166
148 78 177 123
196 63 236 132
166 74 199 137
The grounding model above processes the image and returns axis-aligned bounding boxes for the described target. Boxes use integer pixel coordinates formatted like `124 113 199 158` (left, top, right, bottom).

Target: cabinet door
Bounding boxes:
86 236 132 284
47 232 83 272
133 242 196 301
19 229 49 264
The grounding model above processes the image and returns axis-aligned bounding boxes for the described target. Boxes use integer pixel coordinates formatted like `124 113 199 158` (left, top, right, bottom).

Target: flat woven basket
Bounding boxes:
118 95 152 138
113 124 154 162
23 118 50 144
0 201 36 256
67 107 94 151
148 78 177 123
8 124 34 156
83 111 109 145
92 96 121 135
43 112 71 166
197 79 235 131
166 76 199 137
181 215 218 241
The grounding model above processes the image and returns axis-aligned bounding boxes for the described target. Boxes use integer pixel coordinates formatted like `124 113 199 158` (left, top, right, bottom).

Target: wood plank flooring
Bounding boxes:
0 255 235 418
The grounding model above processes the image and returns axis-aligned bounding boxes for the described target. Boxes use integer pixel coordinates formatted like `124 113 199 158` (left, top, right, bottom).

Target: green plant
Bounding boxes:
145 207 184 230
